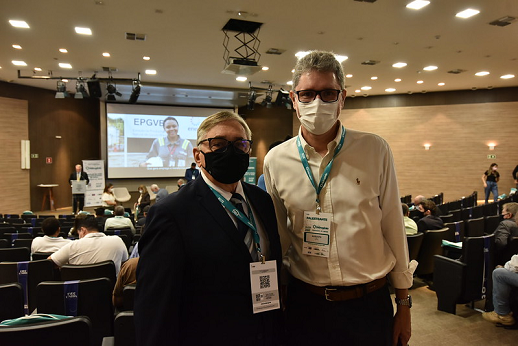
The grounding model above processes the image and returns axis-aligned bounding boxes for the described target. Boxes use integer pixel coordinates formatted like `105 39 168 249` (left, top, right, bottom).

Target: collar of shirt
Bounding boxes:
297 120 342 156
114 216 124 219
200 169 246 203
164 136 182 147
82 232 105 239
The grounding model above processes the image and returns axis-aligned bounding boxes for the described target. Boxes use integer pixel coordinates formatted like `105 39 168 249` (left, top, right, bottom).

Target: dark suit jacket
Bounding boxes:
417 215 444 233
184 167 200 181
135 177 282 346
69 171 90 185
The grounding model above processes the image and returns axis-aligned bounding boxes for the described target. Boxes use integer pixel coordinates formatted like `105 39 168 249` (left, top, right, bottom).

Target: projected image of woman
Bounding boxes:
140 116 194 168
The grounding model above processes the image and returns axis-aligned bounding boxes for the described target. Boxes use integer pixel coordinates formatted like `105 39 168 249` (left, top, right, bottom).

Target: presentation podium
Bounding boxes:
72 180 87 194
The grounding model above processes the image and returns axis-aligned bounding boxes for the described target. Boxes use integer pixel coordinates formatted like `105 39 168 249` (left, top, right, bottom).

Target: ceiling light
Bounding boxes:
335 55 348 63
145 69 156 75
74 79 89 99
143 56 151 60
438 82 445 86
291 69 295 73
355 89 361 93
385 88 396 92
456 9 480 18
34 67 42 71
501 74 515 79
361 86 372 90
417 80 424 84
406 0 430 10
12 45 22 49
392 62 407 68
395 78 402 82
102 52 110 57
295 51 310 59
55 81 69 98
236 76 247 82
261 66 269 71
371 76 378 80
287 81 293 85
75 27 92 35
9 20 30 28
475 71 490 76
346 74 353 78
12 60 27 66
59 63 72 69
423 65 438 71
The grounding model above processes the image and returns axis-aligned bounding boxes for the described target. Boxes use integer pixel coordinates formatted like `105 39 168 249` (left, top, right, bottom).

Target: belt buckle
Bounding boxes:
325 288 337 301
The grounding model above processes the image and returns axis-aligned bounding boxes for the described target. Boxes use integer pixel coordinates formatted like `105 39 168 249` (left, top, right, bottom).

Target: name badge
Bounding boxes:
302 211 332 258
249 260 280 314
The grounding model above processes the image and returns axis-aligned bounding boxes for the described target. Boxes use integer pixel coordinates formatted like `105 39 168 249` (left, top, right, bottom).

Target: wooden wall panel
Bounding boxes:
0 97 30 212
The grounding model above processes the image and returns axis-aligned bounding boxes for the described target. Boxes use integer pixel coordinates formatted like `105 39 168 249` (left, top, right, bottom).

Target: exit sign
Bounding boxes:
487 154 496 159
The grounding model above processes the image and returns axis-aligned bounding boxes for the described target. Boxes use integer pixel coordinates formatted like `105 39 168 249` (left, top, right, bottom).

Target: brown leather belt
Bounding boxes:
296 277 387 302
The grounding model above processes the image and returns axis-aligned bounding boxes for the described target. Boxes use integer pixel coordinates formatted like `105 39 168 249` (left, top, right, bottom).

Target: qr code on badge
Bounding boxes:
260 275 270 289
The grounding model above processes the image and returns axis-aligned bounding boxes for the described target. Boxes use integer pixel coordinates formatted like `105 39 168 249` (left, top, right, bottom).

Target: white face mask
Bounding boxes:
297 98 340 135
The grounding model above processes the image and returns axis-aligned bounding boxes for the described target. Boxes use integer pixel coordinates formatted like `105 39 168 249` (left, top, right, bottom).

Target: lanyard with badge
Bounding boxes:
296 126 346 258
209 186 280 313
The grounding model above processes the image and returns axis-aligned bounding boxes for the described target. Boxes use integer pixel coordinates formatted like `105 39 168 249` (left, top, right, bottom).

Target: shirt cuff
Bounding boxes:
388 260 418 289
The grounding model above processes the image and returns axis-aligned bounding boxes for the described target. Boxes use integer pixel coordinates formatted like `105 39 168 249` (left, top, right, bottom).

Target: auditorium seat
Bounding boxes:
60 260 117 292
13 238 33 249
465 217 485 237
122 284 136 311
0 283 24 322
443 221 465 242
406 233 424 262
113 188 131 206
484 214 502 235
114 311 136 346
0 247 31 262
415 227 449 279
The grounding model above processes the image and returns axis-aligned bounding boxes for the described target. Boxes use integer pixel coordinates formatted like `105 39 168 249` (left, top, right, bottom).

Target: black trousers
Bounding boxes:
285 280 394 346
72 194 85 213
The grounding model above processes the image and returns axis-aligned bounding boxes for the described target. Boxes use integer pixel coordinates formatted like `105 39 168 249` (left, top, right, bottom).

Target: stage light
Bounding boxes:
106 79 122 101
261 84 273 108
247 88 257 110
74 79 89 99
128 79 141 104
55 80 69 98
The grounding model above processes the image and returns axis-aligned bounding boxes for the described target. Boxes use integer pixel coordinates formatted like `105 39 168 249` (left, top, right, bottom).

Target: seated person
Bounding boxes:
113 257 139 309
134 185 150 218
105 206 136 234
49 217 128 275
409 195 425 210
136 205 150 228
95 207 107 231
494 202 518 265
417 199 444 233
482 255 518 326
150 184 168 203
402 203 418 235
102 183 117 210
31 217 71 253
177 178 186 190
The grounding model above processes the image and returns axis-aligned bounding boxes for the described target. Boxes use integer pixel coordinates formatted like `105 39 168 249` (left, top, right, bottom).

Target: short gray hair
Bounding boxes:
503 202 518 219
292 51 345 91
197 111 252 145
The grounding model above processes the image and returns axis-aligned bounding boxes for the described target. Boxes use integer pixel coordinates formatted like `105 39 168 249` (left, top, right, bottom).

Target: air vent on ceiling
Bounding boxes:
361 60 380 65
102 67 118 72
447 69 466 74
266 48 285 55
125 32 147 41
489 16 516 27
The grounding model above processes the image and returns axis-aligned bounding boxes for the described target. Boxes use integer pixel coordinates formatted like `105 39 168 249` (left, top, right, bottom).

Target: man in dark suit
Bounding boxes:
68 164 89 214
184 162 199 181
417 199 444 233
135 111 282 346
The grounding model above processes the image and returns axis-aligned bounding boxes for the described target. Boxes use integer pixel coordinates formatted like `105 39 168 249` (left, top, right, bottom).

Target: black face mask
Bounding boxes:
201 147 250 184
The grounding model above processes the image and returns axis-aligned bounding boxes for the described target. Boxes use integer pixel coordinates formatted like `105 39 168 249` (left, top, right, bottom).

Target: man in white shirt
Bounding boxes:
402 203 418 235
104 206 136 234
264 50 414 346
31 217 71 253
49 217 128 275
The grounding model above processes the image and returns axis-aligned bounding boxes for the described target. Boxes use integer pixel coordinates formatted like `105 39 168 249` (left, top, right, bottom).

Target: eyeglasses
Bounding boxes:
294 89 341 103
198 137 253 154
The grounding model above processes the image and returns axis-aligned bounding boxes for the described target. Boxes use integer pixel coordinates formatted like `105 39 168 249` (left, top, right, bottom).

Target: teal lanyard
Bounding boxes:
296 126 346 214
208 186 263 261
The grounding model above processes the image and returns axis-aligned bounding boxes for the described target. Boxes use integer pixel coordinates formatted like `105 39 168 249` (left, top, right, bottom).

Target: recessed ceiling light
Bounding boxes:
9 20 30 28
456 9 480 19
102 52 110 57
355 89 361 93
423 65 438 71
261 66 269 71
392 62 407 68
385 88 396 92
291 69 295 73
34 67 42 71
438 82 445 86
406 1 430 10
346 74 353 78
371 76 378 80
361 86 372 90
59 48 68 53
295 51 309 59
12 60 27 66
501 74 515 79
145 69 157 75
59 63 72 69
287 81 293 85
143 56 151 61
12 45 22 49
75 27 92 35
335 55 348 63
475 71 490 76
417 80 424 84
236 76 247 82
395 78 402 82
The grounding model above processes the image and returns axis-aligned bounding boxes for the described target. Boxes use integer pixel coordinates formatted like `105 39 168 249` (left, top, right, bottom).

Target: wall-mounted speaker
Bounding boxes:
87 79 103 98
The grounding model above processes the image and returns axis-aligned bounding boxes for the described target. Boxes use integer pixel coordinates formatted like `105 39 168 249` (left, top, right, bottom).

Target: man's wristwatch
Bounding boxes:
395 295 412 308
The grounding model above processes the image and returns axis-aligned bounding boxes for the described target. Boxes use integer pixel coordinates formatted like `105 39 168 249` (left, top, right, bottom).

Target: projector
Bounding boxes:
222 58 262 76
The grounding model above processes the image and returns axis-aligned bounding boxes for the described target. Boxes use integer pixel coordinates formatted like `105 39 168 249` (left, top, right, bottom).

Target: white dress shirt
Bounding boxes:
264 123 413 289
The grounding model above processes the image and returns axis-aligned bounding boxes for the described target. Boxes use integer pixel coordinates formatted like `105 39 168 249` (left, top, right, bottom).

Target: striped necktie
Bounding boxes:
230 193 258 260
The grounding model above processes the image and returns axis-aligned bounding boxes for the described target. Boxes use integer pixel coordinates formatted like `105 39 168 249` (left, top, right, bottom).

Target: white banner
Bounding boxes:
82 160 105 207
